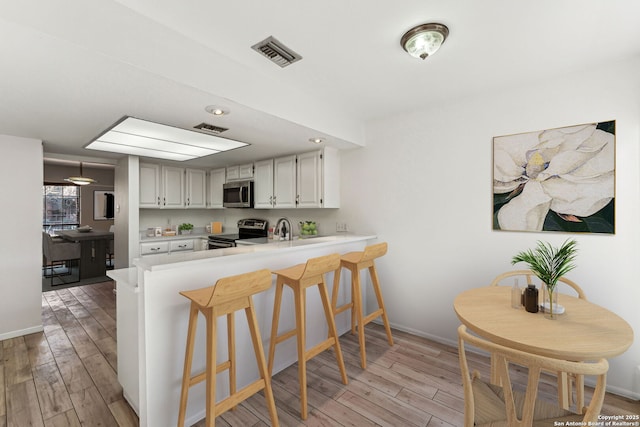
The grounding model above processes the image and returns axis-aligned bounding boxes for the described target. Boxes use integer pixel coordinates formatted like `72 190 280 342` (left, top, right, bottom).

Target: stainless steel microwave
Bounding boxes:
223 180 254 208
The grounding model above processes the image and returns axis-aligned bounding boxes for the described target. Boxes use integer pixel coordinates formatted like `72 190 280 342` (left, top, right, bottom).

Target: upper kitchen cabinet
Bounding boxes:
274 155 297 208
140 163 161 208
254 156 296 209
185 168 206 209
161 166 185 208
207 168 226 209
297 147 340 208
226 163 253 181
140 163 206 209
254 159 274 209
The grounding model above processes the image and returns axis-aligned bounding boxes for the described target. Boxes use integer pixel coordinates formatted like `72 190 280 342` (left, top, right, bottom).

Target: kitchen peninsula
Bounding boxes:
108 234 376 427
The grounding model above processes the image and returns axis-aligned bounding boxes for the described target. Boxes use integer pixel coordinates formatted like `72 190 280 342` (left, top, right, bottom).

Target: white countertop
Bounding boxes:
133 234 375 271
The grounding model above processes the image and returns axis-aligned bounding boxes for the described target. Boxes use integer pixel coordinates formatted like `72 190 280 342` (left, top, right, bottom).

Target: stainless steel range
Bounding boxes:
207 218 268 250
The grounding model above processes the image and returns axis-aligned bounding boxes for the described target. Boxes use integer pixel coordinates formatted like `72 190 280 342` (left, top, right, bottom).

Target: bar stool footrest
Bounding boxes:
362 309 384 326
216 380 266 415
306 338 337 361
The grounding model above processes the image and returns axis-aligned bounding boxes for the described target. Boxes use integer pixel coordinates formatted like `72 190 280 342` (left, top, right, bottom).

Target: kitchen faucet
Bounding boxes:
275 217 292 240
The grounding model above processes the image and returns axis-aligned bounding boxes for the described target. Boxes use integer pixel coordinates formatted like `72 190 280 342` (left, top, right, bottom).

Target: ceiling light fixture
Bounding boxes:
64 162 97 186
205 105 229 116
85 117 249 161
308 137 324 144
401 23 449 60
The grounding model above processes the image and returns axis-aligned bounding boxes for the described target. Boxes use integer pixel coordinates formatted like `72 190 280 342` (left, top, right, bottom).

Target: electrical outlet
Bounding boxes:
336 222 348 232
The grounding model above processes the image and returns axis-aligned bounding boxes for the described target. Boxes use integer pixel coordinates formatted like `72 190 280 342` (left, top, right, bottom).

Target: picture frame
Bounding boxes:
94 190 115 220
493 121 615 234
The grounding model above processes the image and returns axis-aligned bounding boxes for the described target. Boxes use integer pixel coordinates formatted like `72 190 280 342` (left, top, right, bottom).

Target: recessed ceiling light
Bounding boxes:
205 105 229 116
309 137 325 144
85 116 248 161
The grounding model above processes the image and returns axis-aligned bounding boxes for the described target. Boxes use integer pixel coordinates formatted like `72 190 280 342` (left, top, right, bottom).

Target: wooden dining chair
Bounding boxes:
489 269 587 409
489 269 587 300
457 324 608 427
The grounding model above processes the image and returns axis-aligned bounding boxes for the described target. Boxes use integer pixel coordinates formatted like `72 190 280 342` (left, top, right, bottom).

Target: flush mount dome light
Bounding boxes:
401 23 449 60
308 137 325 144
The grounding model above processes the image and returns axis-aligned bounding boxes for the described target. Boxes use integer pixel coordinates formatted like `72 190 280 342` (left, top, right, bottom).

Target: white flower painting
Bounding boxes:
493 121 615 234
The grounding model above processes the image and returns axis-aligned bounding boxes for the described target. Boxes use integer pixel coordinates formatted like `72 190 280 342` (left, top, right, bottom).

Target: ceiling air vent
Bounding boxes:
251 36 302 68
194 123 228 134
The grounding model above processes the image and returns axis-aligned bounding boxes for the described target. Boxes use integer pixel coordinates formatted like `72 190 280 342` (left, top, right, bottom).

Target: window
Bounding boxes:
43 184 80 234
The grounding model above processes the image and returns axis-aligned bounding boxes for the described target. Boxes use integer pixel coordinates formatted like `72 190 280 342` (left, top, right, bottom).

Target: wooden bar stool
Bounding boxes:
267 253 348 420
177 269 279 427
331 242 393 369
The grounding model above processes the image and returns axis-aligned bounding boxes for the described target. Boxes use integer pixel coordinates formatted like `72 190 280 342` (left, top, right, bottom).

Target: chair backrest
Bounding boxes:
489 269 587 300
457 324 608 427
300 253 341 279
180 269 273 312
42 232 52 259
360 242 388 263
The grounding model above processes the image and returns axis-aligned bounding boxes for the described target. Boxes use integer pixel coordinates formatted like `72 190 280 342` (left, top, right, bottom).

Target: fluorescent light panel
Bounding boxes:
85 117 248 161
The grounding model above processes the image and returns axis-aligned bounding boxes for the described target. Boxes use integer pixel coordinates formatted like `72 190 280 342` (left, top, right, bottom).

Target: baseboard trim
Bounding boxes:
0 324 44 341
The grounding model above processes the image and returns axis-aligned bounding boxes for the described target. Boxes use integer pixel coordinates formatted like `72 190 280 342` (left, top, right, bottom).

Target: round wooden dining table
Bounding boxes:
453 286 633 362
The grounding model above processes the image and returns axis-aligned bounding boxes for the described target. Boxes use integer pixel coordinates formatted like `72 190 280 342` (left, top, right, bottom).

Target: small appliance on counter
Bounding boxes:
207 218 268 249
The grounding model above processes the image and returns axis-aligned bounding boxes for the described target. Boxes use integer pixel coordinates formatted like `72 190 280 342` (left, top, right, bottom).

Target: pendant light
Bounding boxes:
64 162 97 186
401 23 449 60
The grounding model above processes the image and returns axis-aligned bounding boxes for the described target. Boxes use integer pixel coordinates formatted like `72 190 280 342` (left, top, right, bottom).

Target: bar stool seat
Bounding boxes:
332 242 393 369
177 269 279 427
268 253 348 420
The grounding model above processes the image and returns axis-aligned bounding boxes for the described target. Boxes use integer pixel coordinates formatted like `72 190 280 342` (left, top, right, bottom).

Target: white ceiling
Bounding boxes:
2 0 640 168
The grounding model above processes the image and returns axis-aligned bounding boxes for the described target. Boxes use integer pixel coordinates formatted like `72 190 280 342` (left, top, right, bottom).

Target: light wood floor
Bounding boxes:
1 281 638 426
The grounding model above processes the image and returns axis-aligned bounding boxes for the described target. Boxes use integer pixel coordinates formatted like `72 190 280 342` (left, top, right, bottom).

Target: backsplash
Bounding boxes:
139 208 343 236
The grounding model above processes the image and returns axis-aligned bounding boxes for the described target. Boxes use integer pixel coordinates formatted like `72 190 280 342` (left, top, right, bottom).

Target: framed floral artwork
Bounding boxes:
493 121 615 234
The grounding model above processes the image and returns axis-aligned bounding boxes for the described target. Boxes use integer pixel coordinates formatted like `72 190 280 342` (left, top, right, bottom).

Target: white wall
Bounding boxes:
340 57 640 398
0 135 44 339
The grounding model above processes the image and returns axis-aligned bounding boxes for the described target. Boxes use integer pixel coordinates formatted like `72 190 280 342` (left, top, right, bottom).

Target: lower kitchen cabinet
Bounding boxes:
140 241 169 256
140 238 195 256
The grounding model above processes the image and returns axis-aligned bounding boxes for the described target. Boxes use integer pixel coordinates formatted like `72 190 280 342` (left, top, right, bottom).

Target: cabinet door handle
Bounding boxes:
157 196 160 206
150 247 160 251
163 197 166 206
272 195 276 206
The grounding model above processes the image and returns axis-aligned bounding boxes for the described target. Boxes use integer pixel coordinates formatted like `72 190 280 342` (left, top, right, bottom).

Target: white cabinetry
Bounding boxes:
140 241 169 255
161 166 185 208
254 159 274 209
169 239 194 252
140 238 195 256
297 147 340 208
274 155 297 208
253 149 339 209
207 168 226 209
185 169 206 208
254 155 296 208
226 163 253 181
140 164 208 209
139 163 161 208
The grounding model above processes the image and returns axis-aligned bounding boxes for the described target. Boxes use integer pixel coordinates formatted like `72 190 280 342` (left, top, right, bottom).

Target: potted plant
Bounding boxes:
178 223 194 235
511 239 578 319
